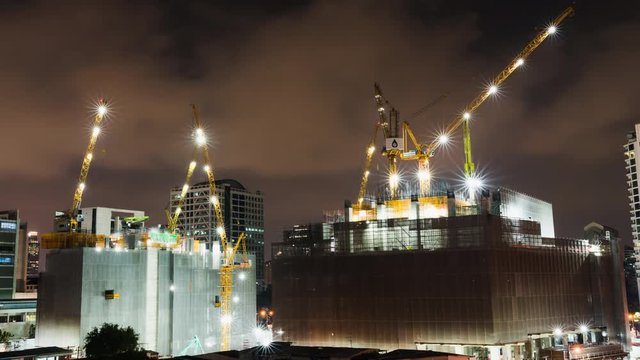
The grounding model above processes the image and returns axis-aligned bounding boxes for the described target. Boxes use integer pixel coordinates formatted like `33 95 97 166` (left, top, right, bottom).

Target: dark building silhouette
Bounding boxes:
273 190 629 359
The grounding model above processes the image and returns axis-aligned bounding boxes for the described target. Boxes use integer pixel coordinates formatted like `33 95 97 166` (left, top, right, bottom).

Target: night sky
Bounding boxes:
1 1 639 255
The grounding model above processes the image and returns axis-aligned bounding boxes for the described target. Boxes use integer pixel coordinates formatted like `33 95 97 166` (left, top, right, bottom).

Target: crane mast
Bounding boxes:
375 83 403 197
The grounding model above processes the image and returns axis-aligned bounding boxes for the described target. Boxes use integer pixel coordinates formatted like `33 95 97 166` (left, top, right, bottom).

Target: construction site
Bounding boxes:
272 6 629 360
26 4 631 360
35 104 259 356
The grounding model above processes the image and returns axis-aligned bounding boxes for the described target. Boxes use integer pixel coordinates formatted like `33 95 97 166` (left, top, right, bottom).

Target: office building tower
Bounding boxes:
26 232 39 292
0 210 19 299
170 179 265 287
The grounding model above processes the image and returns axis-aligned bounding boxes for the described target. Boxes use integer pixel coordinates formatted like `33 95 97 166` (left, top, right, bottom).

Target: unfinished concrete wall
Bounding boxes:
36 248 83 348
37 248 257 356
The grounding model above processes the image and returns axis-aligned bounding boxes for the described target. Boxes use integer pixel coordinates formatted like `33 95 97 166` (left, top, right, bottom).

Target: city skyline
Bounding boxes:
1 0 639 252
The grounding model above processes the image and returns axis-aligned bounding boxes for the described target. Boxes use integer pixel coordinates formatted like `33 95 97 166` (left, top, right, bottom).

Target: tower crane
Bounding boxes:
356 86 446 209
43 100 109 249
165 149 198 234
67 100 109 232
171 105 251 352
355 5 574 203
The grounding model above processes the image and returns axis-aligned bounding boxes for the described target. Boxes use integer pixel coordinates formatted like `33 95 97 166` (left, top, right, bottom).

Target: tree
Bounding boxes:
84 323 141 359
0 329 12 346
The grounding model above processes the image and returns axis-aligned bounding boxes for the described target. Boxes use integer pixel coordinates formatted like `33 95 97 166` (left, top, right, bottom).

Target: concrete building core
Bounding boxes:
36 247 257 356
272 188 628 359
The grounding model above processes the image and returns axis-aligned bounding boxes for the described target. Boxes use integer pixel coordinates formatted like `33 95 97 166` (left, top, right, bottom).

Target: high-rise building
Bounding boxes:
624 124 640 302
0 210 19 299
170 179 265 287
15 222 27 293
26 232 39 292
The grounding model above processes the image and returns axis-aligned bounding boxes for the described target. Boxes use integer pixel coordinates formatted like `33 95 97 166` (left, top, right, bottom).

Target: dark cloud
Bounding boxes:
1 0 639 254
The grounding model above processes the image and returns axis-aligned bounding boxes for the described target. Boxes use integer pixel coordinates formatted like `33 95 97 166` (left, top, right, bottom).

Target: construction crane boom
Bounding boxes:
68 100 108 232
426 6 575 163
188 104 250 352
166 151 198 233
356 124 380 207
355 6 574 201
190 105 228 248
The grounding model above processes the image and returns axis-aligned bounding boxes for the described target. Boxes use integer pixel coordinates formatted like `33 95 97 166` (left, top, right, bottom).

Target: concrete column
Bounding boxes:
453 345 464 355
488 346 501 360
144 248 159 352
503 345 512 360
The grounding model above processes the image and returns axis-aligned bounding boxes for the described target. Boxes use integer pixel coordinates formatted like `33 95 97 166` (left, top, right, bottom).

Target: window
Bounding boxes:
0 222 16 231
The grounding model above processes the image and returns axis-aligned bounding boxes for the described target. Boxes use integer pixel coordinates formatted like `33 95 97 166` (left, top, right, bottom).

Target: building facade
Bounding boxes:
625 124 640 301
0 299 36 343
272 190 628 359
170 179 265 287
15 222 27 293
37 247 257 356
77 207 145 236
0 210 20 299
26 232 38 292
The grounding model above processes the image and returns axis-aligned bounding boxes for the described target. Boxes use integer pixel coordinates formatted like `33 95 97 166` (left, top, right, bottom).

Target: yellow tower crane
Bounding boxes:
355 5 574 203
165 152 198 235
68 99 109 232
172 105 250 352
43 100 109 249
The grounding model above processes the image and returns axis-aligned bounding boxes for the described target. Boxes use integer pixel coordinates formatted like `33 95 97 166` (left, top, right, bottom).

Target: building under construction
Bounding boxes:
271 187 629 359
37 245 257 356
36 102 259 356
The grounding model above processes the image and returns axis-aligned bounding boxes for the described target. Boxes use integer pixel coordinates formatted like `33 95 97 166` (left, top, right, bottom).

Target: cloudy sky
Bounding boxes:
1 0 639 253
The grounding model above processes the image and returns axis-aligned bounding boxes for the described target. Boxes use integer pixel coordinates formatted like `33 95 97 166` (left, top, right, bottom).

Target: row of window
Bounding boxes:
0 313 35 323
